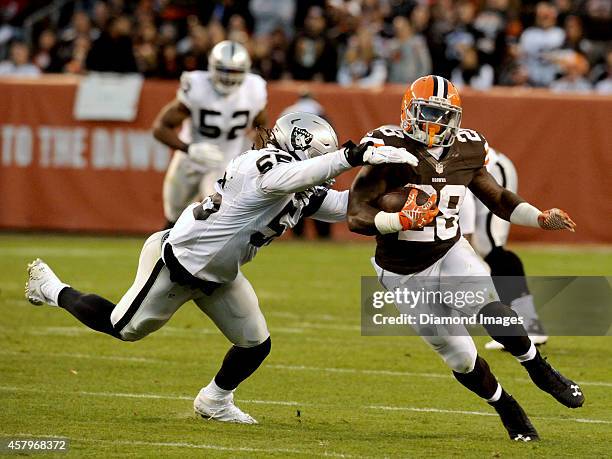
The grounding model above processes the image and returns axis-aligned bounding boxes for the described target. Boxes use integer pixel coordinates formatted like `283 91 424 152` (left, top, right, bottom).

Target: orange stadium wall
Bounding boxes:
0 76 610 243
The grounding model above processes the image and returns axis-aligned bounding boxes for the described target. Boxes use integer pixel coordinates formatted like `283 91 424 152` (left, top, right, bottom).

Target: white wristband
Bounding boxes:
374 211 403 234
510 202 542 228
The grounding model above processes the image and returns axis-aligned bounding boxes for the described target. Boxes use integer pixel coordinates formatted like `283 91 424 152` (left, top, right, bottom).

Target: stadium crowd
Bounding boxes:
0 0 610 92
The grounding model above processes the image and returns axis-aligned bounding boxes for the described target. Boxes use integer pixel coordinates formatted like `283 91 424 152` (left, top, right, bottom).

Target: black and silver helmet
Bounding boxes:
271 112 339 159
209 40 251 94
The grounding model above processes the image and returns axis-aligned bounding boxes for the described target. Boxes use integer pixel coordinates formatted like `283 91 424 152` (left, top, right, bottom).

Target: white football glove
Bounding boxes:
187 142 225 167
362 145 419 166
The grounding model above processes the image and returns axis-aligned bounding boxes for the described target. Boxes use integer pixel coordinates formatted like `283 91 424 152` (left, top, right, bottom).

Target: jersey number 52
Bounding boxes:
199 109 250 140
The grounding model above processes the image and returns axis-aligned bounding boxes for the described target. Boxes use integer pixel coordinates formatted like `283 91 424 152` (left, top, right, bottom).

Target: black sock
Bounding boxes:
453 355 499 400
480 301 532 356
58 287 120 338
163 220 175 230
485 247 531 304
214 337 271 390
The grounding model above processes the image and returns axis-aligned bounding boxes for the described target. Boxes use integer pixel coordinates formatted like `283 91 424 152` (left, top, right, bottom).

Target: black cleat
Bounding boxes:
490 391 539 442
522 352 585 408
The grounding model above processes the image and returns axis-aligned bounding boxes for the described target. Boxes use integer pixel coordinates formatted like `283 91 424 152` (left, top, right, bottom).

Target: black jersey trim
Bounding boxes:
113 258 165 333
485 162 508 249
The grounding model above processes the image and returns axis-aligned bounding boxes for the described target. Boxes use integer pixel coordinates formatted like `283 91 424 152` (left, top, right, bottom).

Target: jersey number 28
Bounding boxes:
398 185 466 242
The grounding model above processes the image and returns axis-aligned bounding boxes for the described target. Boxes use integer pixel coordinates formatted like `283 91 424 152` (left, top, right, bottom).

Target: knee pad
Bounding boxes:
445 350 477 374
426 336 477 373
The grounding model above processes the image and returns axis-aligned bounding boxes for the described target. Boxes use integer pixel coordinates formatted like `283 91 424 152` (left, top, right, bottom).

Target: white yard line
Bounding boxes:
1 385 610 426
2 349 611 388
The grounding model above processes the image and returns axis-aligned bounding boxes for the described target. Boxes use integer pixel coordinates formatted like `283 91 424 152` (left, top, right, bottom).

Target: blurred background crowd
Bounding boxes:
0 0 610 92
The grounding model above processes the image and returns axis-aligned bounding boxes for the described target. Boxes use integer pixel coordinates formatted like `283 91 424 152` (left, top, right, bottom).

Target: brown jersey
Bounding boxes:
361 125 488 274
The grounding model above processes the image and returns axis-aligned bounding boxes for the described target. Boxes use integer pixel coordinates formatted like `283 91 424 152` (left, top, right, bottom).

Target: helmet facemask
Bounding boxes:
211 66 247 94
402 98 462 148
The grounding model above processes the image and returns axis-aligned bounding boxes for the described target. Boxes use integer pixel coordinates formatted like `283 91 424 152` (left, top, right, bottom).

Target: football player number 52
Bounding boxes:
199 109 250 140
399 184 466 242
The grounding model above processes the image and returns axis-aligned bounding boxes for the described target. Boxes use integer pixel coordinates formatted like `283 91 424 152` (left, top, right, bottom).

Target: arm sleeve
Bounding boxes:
309 190 349 223
257 149 352 195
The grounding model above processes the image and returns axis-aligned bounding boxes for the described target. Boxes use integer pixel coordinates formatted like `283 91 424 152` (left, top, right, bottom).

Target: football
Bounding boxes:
377 186 431 212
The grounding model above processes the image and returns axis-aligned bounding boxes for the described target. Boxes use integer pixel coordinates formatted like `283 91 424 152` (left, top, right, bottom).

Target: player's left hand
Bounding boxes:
538 208 576 232
188 142 225 167
363 145 419 166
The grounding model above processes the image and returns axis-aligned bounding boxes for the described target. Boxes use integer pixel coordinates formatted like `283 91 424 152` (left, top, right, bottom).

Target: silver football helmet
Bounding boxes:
271 112 339 159
208 40 251 94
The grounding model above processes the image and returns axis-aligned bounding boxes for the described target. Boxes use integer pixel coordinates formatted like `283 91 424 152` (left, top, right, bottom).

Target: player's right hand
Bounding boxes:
398 189 439 230
188 142 225 167
538 208 576 232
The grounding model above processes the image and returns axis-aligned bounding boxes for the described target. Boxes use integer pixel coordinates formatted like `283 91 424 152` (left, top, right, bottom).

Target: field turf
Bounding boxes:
1 234 611 458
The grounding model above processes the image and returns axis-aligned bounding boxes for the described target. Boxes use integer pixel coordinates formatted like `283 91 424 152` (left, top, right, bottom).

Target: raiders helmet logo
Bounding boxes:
290 126 313 150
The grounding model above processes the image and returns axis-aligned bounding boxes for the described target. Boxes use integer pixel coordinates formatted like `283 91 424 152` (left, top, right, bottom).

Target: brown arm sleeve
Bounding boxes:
152 99 191 152
468 166 525 221
347 165 391 235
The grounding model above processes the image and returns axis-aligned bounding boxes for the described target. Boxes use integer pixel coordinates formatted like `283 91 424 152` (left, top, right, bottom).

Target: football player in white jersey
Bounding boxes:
459 147 548 349
153 40 268 229
25 112 418 424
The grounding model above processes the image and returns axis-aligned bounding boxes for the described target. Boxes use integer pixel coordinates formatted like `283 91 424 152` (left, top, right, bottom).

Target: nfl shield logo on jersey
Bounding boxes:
291 127 313 150
435 163 444 174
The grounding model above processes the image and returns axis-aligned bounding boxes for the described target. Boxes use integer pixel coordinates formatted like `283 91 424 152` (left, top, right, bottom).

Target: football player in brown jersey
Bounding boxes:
348 75 582 442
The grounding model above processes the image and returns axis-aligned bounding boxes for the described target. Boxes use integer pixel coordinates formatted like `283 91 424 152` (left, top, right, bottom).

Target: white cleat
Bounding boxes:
25 258 67 306
194 391 257 424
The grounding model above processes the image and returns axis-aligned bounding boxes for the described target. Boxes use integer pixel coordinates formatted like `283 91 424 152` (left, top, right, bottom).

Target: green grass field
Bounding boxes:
1 234 611 458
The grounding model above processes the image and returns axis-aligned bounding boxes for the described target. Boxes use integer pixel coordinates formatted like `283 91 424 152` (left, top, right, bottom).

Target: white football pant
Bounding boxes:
372 237 500 373
163 151 224 223
110 231 269 346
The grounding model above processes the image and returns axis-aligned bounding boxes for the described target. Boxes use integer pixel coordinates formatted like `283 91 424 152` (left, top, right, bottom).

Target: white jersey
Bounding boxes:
460 147 518 255
177 71 267 169
166 146 350 283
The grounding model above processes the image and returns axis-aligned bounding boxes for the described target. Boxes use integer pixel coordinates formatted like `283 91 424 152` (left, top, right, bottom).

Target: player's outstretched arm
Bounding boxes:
258 143 418 195
469 167 576 231
152 99 191 152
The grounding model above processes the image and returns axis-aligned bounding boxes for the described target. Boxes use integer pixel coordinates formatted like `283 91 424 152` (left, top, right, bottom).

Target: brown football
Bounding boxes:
377 186 430 212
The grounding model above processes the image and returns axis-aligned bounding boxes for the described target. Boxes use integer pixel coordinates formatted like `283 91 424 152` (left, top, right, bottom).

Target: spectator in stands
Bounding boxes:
252 27 289 80
287 6 337 81
451 45 495 90
134 21 159 76
157 43 182 79
550 51 592 92
337 28 387 87
519 2 565 86
0 40 40 76
594 49 612 93
64 35 90 74
33 28 63 73
445 1 485 73
472 0 510 72
387 15 432 84
562 15 595 62
86 15 138 73
251 0 296 38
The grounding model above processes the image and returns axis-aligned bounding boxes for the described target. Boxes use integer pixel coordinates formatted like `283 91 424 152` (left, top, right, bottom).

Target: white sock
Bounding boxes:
510 294 538 325
42 281 70 307
202 379 232 401
487 383 503 403
515 342 537 363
